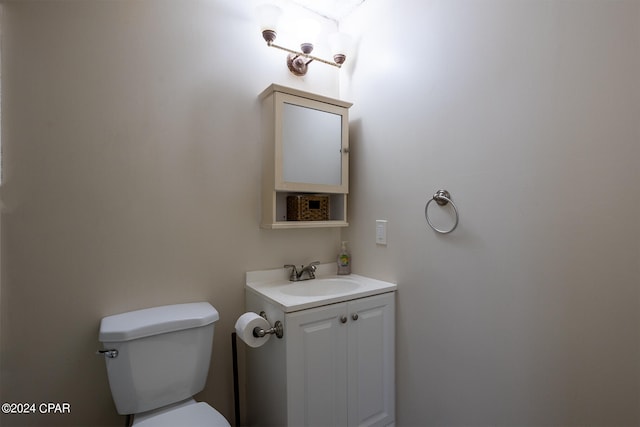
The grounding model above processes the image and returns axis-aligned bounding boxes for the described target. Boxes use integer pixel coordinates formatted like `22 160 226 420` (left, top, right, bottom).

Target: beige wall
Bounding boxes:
0 1 342 426
342 0 640 425
2 0 640 426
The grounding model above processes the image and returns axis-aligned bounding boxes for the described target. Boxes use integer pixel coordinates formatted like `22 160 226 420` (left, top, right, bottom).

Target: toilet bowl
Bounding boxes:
98 302 230 426
133 399 229 427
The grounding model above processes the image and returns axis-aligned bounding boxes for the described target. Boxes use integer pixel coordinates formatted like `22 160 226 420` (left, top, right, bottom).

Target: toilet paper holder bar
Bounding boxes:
253 311 283 339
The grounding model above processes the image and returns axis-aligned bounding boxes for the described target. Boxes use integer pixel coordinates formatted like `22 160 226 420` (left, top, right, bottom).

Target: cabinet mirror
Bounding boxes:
274 92 349 193
282 102 343 187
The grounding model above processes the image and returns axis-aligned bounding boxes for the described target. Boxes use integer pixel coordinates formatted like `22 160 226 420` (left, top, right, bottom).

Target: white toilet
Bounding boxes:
98 302 231 426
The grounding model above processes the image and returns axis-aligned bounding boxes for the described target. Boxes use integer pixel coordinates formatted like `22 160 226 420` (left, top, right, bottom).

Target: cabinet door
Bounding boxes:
347 293 395 427
274 92 349 194
287 303 349 426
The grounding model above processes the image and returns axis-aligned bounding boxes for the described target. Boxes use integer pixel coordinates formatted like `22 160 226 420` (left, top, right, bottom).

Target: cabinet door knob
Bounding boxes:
352 313 359 321
340 315 347 324
342 147 350 154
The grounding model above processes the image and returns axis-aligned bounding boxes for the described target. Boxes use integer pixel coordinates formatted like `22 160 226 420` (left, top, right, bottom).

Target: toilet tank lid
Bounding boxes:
99 302 219 342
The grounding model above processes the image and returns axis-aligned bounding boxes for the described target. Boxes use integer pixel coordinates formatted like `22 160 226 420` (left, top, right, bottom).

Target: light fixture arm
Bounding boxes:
267 42 341 68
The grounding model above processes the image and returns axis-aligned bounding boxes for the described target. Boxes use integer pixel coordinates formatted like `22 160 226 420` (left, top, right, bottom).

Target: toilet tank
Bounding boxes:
98 302 219 415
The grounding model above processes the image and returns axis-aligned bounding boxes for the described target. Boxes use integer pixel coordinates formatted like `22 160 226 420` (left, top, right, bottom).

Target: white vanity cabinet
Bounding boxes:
259 84 352 229
246 291 395 427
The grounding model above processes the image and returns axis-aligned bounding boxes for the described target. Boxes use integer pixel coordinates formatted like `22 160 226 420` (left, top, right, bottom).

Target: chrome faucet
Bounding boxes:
284 261 320 281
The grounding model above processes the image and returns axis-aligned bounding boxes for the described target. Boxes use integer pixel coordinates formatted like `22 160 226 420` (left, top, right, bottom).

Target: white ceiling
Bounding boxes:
289 0 366 21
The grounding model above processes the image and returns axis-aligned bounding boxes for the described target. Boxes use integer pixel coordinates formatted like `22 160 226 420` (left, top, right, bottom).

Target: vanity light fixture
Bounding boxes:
256 3 351 76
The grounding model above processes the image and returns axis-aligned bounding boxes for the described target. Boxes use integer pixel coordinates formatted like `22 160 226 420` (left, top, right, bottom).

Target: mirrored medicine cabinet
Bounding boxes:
259 84 352 229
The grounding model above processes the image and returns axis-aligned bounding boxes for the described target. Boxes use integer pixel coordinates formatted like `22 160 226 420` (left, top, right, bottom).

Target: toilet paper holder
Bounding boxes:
253 311 283 339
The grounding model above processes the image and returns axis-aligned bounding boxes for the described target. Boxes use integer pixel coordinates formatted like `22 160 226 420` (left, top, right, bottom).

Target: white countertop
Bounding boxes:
246 263 397 313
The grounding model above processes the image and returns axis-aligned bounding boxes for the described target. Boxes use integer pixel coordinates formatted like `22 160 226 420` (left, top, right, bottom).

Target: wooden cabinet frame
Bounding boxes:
259 84 353 229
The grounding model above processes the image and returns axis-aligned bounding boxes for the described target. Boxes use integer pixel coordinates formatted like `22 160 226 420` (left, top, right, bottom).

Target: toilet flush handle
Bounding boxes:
97 349 119 359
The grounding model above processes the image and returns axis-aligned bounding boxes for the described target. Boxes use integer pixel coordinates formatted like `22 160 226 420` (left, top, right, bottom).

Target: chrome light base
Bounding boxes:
287 54 310 76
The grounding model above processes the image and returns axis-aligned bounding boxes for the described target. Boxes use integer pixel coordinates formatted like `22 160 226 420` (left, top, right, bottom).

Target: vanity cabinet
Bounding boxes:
246 292 395 427
259 84 352 229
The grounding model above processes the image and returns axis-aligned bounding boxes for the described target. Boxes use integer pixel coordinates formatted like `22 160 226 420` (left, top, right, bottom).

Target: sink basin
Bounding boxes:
279 278 361 297
246 264 397 312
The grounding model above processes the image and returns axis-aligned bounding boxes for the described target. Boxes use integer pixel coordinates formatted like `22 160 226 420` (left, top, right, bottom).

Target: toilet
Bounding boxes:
98 302 230 426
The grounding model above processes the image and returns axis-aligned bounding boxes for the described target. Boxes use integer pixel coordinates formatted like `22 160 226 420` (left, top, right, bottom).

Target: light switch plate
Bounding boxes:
376 220 388 245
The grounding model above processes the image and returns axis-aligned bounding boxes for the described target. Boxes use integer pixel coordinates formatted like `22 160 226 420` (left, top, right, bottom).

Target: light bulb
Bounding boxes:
256 4 282 43
328 32 352 64
295 18 321 53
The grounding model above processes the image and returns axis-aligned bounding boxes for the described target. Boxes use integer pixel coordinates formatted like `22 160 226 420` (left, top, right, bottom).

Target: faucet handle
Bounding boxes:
303 261 321 279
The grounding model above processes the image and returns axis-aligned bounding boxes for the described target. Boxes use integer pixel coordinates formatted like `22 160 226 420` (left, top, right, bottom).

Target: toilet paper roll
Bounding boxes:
235 312 272 348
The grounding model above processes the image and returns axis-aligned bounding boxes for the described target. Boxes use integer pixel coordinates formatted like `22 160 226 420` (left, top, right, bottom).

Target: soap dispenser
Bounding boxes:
337 241 351 275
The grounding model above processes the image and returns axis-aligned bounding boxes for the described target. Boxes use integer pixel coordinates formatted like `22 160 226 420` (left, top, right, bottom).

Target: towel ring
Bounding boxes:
425 190 459 234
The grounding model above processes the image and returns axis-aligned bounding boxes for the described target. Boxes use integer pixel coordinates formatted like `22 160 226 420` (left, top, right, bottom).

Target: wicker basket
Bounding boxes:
287 194 330 221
